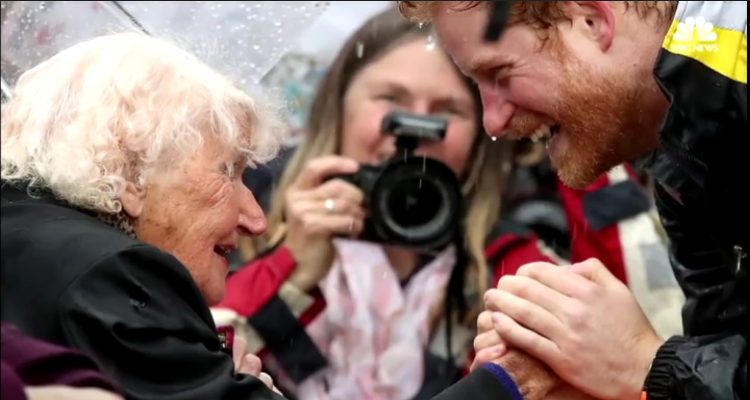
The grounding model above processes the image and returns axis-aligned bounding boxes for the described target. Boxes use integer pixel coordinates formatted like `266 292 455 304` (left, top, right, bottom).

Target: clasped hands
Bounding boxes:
473 259 664 400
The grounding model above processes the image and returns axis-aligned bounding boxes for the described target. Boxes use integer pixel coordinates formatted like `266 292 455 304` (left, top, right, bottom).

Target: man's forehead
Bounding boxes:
431 9 509 76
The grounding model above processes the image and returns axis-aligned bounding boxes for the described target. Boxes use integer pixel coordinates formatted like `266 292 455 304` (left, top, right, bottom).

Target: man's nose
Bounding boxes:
237 186 267 237
479 84 515 137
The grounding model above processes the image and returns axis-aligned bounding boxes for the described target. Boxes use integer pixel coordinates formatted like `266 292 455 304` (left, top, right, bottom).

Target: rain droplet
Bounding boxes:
237 39 243 45
253 45 261 51
356 41 364 58
274 21 281 27
425 35 436 51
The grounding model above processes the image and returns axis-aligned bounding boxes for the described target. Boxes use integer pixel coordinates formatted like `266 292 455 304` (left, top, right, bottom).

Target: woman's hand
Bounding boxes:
232 337 283 395
283 156 365 291
25 387 123 400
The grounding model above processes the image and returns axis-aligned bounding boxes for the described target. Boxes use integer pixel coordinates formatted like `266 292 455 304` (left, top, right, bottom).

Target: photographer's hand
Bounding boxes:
284 156 366 292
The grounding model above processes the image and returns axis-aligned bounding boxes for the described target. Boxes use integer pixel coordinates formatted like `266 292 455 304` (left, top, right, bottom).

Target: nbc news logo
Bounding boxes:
673 16 719 53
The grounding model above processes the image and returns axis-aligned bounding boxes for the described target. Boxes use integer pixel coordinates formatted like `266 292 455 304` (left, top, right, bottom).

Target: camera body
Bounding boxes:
332 111 463 252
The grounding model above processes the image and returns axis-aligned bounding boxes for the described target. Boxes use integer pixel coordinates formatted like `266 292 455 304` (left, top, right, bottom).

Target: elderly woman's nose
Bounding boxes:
237 188 267 237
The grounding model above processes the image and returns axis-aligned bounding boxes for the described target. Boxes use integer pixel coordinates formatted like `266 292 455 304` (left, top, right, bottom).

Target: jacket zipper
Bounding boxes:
735 245 746 275
660 139 707 168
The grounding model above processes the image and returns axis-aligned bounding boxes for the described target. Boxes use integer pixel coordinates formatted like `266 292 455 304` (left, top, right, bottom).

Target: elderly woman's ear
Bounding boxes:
120 182 146 218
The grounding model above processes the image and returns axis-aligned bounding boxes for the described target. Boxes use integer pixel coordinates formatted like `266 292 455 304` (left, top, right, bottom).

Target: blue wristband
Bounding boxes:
482 363 524 400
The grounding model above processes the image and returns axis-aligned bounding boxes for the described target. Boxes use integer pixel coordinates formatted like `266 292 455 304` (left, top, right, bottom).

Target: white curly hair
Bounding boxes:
1 31 287 213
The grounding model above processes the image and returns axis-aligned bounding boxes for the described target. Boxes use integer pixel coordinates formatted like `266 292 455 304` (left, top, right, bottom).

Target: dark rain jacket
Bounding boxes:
636 2 747 399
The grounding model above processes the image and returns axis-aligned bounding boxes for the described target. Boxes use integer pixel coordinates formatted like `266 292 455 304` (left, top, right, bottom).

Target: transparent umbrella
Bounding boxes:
0 1 330 95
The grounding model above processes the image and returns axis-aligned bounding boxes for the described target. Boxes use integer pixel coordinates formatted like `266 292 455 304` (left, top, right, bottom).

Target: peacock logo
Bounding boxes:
672 16 719 52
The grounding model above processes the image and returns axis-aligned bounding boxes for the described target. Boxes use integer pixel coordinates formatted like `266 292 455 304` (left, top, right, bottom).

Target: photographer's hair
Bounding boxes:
1 30 285 213
242 8 514 322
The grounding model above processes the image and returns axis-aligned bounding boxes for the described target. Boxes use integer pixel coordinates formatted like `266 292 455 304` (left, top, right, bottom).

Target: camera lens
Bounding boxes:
386 177 442 228
370 157 462 250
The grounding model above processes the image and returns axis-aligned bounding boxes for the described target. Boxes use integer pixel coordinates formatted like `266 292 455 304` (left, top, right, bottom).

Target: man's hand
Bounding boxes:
233 337 283 395
485 259 663 400
543 385 600 400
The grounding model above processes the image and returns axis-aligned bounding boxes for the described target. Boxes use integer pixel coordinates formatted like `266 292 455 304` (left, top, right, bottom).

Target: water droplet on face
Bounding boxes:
418 22 425 29
425 35 436 51
491 136 498 142
356 41 364 58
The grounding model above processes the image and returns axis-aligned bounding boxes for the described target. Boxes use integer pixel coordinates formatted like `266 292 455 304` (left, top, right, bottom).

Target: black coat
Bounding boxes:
636 2 747 399
0 184 283 400
0 184 514 400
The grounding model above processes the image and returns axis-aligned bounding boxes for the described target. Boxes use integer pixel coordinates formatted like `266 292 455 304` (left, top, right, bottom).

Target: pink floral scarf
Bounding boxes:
298 239 456 400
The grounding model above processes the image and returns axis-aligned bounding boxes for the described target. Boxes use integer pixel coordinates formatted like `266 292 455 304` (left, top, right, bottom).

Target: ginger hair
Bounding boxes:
399 1 678 29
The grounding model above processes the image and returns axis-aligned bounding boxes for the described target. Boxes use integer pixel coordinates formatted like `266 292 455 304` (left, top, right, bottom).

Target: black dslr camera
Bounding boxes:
332 111 463 252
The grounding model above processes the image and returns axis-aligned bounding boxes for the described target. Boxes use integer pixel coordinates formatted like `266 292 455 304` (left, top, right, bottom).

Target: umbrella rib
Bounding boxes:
101 1 151 35
1 75 11 101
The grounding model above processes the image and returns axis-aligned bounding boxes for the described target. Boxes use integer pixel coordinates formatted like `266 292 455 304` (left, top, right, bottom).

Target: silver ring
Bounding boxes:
324 198 335 213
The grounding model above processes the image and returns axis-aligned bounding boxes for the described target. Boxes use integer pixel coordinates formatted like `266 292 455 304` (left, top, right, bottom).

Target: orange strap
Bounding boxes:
641 392 648 400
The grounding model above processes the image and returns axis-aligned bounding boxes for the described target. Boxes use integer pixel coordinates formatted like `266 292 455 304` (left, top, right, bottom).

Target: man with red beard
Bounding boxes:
399 2 747 400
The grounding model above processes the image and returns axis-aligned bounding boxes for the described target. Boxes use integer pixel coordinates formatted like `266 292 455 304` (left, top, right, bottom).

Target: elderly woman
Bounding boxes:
0 32 285 400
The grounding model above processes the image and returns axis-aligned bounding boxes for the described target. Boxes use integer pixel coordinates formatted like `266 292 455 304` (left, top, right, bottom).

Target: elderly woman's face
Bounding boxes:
124 138 267 306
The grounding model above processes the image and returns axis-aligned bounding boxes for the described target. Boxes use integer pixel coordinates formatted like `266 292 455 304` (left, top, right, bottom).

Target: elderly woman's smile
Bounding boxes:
119 138 268 305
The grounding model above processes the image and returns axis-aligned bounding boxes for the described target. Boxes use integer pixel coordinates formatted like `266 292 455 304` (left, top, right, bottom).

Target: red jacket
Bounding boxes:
216 165 662 392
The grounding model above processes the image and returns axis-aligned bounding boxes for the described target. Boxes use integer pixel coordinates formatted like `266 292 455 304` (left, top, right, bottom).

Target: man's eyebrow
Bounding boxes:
466 53 507 75
466 54 493 75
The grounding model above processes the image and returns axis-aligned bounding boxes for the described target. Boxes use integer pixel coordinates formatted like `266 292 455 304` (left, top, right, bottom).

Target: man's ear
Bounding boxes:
120 181 145 218
566 1 616 52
